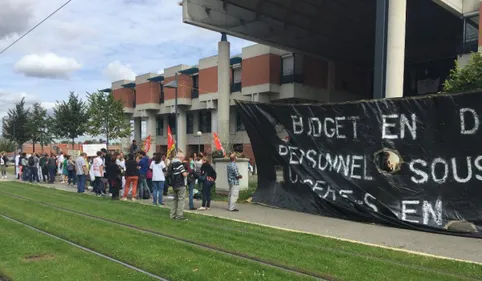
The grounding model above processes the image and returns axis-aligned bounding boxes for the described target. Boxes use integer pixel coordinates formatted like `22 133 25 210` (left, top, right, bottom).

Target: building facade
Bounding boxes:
109 42 375 160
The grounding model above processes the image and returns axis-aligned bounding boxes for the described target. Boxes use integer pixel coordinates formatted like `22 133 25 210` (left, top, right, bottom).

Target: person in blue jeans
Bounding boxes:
197 157 217 211
150 153 167 206
137 151 150 199
75 153 88 193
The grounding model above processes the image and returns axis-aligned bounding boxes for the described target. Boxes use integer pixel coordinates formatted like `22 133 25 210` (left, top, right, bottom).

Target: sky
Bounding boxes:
0 0 253 136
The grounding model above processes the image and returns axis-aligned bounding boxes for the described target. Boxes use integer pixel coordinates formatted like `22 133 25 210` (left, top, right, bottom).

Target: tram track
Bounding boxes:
0 191 334 281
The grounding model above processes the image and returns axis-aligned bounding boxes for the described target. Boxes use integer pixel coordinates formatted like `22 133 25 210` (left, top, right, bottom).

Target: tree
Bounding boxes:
86 91 131 145
0 138 15 152
443 52 482 93
2 97 30 150
25 102 48 152
38 116 54 153
52 92 88 149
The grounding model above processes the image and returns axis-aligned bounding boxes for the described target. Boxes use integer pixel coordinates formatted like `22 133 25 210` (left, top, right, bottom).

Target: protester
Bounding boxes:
169 152 188 220
129 140 139 156
150 153 167 206
57 152 64 177
122 154 139 201
92 151 105 196
40 154 49 182
146 154 154 193
198 157 217 211
15 153 20 179
21 153 28 181
75 153 88 193
47 153 57 184
116 152 126 189
106 154 122 200
65 155 75 186
162 153 170 196
0 152 8 179
61 155 69 184
227 153 242 212
28 153 39 184
185 156 196 210
137 151 150 199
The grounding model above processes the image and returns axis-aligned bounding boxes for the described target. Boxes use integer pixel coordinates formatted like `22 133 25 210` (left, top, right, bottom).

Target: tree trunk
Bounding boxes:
32 141 36 152
72 138 75 149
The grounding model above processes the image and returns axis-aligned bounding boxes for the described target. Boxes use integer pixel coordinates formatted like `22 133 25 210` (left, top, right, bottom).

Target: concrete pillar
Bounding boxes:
385 0 407 98
211 109 218 147
146 111 157 157
217 32 230 147
133 117 141 143
177 109 187 154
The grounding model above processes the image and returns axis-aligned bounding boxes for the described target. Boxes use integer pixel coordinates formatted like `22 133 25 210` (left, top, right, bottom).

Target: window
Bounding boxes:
198 110 212 133
156 116 164 136
191 75 199 98
236 111 245 131
160 84 164 104
168 114 176 132
231 66 242 92
281 54 303 84
462 15 479 54
186 113 194 134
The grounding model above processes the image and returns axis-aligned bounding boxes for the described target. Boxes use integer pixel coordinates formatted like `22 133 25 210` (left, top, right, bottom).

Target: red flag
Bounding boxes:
167 126 175 157
143 135 152 153
213 132 225 156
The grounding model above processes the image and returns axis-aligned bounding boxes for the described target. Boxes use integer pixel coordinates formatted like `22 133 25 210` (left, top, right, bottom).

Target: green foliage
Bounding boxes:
52 92 88 148
0 138 15 152
2 97 30 148
25 102 49 152
443 52 482 93
86 91 131 144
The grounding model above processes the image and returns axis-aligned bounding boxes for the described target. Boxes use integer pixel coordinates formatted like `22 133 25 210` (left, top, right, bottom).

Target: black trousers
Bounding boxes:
42 166 49 182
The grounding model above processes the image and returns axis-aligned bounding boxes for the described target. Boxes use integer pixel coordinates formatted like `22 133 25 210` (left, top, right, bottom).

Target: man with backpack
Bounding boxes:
168 152 188 220
28 154 39 183
39 154 49 182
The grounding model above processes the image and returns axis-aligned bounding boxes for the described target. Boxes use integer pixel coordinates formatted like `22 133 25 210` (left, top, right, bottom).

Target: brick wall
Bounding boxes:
136 82 160 104
113 88 135 108
242 54 281 87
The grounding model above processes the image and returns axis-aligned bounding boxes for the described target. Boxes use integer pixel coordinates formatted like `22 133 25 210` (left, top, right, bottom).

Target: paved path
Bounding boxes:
5 179 482 264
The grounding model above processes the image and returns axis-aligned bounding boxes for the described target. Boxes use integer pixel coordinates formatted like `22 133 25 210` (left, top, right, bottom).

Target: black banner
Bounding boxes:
236 92 482 237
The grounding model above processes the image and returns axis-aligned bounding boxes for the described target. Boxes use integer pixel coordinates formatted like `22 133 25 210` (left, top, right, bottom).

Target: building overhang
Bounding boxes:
230 56 242 65
122 82 136 89
100 88 112 93
147 75 165 82
183 0 463 67
179 67 199 75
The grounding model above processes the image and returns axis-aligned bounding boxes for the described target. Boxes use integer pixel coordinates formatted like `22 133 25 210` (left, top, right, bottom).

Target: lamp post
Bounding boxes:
164 73 179 153
196 131 202 154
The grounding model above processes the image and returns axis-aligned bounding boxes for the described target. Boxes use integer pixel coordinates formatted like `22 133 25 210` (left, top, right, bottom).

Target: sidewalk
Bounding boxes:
11 180 482 264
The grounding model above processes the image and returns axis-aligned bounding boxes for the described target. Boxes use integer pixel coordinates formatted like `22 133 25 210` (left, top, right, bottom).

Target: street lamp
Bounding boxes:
196 131 202 154
164 72 179 153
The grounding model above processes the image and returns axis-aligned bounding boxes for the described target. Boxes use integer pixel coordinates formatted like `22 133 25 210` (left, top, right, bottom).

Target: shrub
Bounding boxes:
444 52 482 93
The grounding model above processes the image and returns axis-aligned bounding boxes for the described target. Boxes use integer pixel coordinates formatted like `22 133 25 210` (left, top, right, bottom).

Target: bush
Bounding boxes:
444 52 482 93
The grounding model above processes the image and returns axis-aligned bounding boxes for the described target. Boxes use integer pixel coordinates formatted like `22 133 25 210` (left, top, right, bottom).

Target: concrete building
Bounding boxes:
109 0 482 160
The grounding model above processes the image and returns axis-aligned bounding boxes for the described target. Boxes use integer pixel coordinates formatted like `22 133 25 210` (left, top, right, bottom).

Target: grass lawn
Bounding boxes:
0 216 156 281
0 194 314 281
1 182 481 281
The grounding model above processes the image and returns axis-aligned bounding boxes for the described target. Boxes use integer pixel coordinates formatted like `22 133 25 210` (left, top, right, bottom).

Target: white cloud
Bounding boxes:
0 0 34 39
14 53 81 79
103 61 137 81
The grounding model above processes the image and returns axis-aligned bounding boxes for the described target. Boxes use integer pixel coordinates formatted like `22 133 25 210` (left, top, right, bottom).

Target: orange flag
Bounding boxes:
167 126 175 157
213 132 225 156
143 135 152 153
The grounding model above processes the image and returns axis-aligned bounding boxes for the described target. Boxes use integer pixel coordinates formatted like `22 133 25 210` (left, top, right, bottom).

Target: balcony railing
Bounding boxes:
281 70 303 84
191 88 199 98
160 91 165 104
231 81 242 93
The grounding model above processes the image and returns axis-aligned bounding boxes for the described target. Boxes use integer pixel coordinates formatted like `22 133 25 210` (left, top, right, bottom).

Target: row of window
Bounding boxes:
153 55 301 104
462 15 479 54
155 110 245 136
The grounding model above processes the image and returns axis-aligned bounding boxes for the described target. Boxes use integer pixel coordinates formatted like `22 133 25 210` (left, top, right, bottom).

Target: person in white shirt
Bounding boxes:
92 151 104 196
57 152 64 176
15 154 20 179
116 152 126 189
150 153 167 206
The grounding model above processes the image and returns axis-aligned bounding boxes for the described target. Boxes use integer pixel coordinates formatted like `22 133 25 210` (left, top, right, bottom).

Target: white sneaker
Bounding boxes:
197 207 206 211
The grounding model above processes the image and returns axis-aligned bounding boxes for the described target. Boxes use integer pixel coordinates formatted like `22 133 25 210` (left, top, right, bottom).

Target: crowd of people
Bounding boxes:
3 140 244 220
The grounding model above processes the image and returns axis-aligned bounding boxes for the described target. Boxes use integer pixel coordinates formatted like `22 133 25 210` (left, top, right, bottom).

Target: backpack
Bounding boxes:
67 162 75 171
28 156 35 167
168 161 186 189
